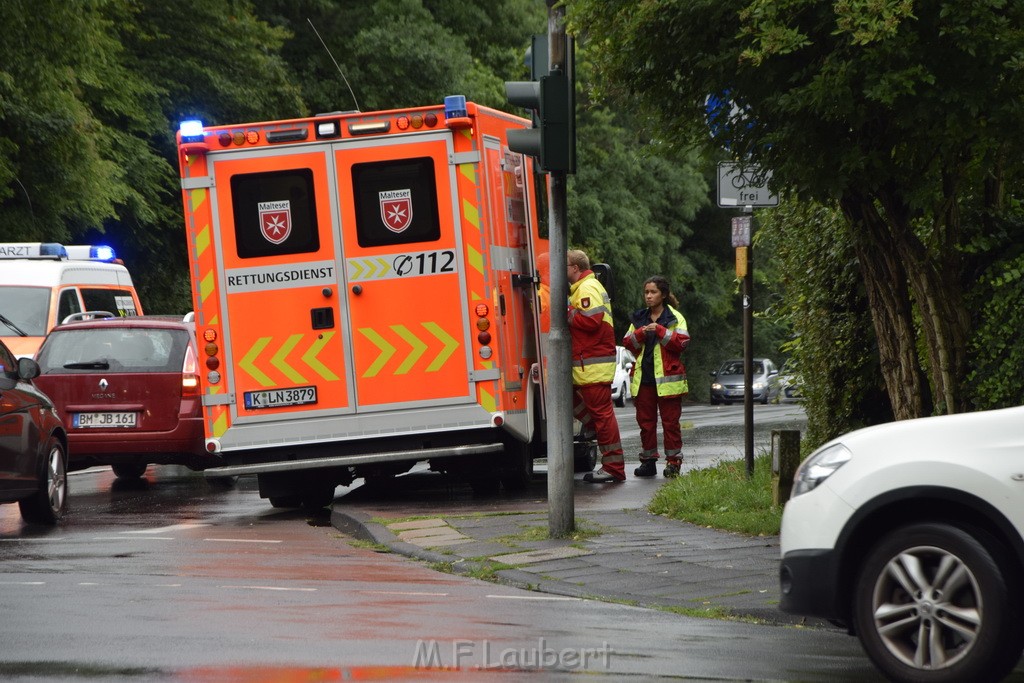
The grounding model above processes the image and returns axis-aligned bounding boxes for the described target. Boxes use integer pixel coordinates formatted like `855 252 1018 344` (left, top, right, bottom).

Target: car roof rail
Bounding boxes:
61 311 116 324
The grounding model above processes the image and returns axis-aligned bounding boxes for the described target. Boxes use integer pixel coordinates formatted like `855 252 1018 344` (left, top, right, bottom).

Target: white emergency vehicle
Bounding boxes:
0 242 143 358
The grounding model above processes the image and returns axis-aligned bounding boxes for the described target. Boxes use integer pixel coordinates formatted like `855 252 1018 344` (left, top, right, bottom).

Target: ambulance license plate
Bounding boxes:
244 386 318 409
74 412 137 428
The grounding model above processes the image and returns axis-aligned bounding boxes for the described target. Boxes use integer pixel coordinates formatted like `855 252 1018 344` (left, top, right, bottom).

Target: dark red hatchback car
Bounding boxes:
34 314 212 478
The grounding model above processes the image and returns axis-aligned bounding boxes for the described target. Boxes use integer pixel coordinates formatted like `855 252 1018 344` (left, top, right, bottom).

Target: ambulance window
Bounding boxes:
230 169 320 258
81 289 138 317
352 157 440 247
57 289 81 326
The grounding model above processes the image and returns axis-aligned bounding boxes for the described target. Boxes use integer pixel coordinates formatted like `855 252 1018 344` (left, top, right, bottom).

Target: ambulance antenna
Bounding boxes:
308 18 361 112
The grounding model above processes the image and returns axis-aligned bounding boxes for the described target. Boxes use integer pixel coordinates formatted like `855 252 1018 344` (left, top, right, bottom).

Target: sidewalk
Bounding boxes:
331 504 799 625
329 406 820 627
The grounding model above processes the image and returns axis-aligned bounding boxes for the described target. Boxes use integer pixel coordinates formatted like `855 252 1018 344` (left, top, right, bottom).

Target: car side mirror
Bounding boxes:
709 371 717 378
18 357 41 381
769 369 778 376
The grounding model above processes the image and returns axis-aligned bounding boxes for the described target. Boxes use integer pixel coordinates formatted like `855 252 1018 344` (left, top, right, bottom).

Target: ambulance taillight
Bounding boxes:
474 304 493 359
202 329 221 379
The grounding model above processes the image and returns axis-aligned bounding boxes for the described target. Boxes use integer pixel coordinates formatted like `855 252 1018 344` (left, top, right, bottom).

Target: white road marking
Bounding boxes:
357 590 450 596
485 594 581 601
122 523 211 534
203 538 282 544
219 585 316 592
91 536 174 541
0 581 45 585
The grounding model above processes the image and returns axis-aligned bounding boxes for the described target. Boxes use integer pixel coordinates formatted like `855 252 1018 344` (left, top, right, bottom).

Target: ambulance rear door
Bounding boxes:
333 133 472 412
207 146 351 422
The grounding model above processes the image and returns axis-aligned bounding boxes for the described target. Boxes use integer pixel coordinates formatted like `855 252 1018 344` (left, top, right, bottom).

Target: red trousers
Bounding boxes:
634 384 683 464
572 384 625 479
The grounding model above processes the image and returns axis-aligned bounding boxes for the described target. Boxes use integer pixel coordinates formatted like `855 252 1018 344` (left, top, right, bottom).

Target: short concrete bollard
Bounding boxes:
771 430 801 506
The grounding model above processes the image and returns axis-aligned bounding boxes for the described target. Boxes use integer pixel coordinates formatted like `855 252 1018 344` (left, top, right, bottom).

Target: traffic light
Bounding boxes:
504 35 575 174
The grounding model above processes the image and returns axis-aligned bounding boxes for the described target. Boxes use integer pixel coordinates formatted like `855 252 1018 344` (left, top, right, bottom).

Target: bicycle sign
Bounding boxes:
717 161 779 208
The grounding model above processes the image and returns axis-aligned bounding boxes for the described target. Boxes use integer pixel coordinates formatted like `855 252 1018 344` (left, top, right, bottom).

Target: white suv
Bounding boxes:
779 405 1024 683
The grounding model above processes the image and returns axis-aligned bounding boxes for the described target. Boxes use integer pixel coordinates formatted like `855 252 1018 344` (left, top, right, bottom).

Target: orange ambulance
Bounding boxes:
176 96 551 507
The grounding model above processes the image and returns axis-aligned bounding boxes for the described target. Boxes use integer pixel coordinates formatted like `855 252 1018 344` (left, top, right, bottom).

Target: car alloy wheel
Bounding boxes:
19 438 68 525
853 522 1023 683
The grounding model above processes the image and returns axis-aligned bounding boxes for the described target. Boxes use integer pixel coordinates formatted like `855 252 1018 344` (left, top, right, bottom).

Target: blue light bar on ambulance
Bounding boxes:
64 245 117 262
179 120 205 143
444 95 467 119
0 242 68 259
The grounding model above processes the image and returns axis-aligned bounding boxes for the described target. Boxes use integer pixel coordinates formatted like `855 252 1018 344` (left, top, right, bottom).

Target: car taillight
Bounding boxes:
182 344 200 396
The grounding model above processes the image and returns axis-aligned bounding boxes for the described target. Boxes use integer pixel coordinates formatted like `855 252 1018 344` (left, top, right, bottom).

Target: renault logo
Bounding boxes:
99 378 108 390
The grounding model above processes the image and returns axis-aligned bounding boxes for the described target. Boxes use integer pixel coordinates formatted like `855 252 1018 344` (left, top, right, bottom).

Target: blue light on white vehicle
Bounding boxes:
64 245 117 262
179 120 205 143
0 242 68 259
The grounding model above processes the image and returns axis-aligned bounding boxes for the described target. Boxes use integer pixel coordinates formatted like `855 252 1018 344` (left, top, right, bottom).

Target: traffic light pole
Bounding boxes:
546 1 574 537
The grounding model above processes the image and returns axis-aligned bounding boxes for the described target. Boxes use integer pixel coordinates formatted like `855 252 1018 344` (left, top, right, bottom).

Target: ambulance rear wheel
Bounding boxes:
498 437 533 492
301 486 336 509
573 442 598 473
269 495 302 508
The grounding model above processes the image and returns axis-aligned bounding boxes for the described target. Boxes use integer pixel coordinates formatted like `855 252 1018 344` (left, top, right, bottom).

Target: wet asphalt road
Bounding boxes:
0 403 898 681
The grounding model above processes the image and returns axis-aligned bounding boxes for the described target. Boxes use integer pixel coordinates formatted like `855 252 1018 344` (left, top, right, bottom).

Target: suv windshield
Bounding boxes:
0 287 51 336
37 327 189 374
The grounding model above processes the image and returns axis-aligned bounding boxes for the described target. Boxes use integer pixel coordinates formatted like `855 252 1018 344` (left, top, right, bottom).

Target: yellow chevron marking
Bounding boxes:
302 332 339 381
212 410 228 437
479 386 496 412
359 328 396 377
350 259 365 280
467 245 483 275
423 322 458 372
391 325 428 375
196 224 210 255
271 334 307 384
462 198 480 231
239 337 274 387
200 271 215 303
459 163 476 184
375 257 391 277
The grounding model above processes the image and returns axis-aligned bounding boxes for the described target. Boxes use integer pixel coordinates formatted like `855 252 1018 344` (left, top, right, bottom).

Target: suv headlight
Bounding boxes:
791 443 852 497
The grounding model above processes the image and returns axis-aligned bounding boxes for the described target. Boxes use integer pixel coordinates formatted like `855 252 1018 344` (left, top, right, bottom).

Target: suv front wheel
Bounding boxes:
852 522 1023 683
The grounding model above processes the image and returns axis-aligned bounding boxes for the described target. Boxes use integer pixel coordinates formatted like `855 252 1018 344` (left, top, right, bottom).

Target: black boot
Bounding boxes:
633 459 657 477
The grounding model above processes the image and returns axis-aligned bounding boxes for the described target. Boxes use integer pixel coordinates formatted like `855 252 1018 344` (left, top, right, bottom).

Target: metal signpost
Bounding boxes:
718 164 777 477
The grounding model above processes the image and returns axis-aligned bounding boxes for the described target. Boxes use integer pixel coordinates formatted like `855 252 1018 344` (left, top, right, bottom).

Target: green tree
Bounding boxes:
0 0 138 243
569 0 1024 419
251 0 545 113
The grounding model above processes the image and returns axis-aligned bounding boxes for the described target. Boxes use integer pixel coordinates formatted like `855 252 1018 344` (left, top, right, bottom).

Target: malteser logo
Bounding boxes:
379 189 412 233
259 200 292 244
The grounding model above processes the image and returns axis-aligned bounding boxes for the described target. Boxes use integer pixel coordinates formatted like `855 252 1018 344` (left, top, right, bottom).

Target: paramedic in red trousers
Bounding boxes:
567 249 625 483
622 275 690 478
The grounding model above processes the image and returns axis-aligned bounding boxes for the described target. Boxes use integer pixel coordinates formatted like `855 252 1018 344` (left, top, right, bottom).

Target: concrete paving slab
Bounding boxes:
490 546 592 565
